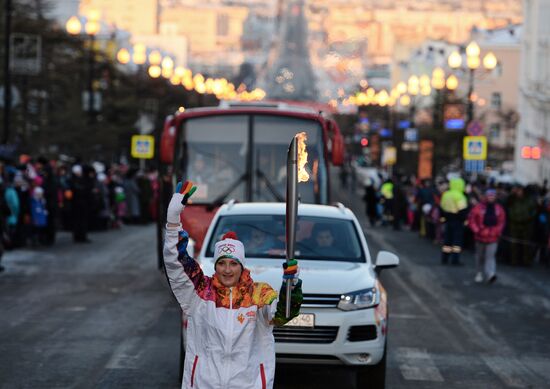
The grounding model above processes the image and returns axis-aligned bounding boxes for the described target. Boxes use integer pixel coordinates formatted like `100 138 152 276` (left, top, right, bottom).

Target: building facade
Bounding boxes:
471 25 521 169
515 0 550 183
80 0 160 35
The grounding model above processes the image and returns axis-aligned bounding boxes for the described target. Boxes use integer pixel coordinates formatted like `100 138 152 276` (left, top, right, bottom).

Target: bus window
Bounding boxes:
252 115 326 204
179 115 248 203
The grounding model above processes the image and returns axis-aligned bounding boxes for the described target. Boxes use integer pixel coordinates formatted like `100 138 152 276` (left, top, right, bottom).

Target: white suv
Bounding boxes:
196 202 399 388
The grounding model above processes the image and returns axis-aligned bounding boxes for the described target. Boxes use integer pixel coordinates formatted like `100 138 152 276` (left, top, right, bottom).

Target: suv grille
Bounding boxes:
274 326 339 344
347 325 377 342
302 294 341 308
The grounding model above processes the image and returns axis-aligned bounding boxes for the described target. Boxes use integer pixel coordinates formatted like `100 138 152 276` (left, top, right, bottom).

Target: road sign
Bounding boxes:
445 118 465 130
463 136 487 160
398 120 410 129
444 103 465 131
401 141 418 151
464 159 485 172
10 33 41 75
382 146 397 166
131 135 155 159
467 120 483 136
404 128 418 142
379 128 392 138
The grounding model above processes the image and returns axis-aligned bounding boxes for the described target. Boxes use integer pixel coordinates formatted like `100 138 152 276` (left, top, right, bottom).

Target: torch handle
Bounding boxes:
285 278 292 318
285 137 298 318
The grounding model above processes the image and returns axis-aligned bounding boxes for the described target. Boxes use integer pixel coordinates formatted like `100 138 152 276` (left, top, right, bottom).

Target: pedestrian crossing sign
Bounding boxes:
131 135 155 159
463 136 487 160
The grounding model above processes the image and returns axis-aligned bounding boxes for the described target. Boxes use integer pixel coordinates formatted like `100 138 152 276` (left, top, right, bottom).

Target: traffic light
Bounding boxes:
360 137 369 147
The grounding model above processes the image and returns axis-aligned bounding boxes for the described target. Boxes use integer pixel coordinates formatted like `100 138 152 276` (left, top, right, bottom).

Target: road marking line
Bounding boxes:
481 356 529 387
366 225 513 354
390 313 429 319
396 347 444 382
520 356 550 381
106 338 141 369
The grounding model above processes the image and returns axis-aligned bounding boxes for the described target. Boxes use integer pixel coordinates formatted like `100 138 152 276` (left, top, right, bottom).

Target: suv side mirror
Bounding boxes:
375 251 399 273
328 120 344 166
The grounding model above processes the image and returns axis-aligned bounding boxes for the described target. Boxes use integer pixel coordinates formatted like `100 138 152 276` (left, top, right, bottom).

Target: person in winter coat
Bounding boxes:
467 189 506 283
30 186 48 245
123 168 141 224
4 173 20 246
363 181 379 227
164 181 303 389
69 165 94 243
380 179 394 226
440 177 468 265
507 185 537 266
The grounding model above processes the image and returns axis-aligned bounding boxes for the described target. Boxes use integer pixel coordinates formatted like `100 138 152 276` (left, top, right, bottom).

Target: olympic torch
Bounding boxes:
285 132 309 317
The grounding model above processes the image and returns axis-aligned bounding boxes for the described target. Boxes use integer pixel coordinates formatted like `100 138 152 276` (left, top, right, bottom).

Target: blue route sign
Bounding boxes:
464 160 485 172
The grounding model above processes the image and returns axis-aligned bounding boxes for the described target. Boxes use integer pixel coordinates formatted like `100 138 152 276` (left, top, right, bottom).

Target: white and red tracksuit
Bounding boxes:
163 227 302 389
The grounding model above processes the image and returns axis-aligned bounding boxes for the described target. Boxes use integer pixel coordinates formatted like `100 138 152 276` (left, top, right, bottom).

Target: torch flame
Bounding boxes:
296 132 309 182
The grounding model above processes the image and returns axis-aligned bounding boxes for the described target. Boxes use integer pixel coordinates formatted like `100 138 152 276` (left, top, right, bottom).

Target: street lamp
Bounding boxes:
407 75 420 128
448 41 498 125
132 43 147 65
161 56 174 79
116 48 130 64
446 75 459 91
66 12 101 122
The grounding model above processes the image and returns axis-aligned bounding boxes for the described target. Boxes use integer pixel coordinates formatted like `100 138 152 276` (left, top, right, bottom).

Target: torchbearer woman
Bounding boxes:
163 181 303 389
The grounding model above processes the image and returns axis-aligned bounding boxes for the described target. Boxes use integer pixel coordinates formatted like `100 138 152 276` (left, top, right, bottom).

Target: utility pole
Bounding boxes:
3 0 12 144
88 33 95 123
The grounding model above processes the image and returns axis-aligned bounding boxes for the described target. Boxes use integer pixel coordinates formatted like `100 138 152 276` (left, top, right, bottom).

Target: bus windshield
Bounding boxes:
177 114 327 204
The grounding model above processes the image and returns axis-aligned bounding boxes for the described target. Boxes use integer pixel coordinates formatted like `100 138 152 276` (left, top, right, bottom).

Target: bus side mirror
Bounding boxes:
160 123 176 164
330 121 344 166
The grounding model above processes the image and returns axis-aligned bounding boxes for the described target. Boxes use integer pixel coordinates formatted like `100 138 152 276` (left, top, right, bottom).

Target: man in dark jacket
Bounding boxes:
507 185 537 266
70 165 93 243
37 158 58 245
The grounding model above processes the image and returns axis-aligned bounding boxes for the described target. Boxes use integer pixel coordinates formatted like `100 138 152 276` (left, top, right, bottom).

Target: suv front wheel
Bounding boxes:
355 342 387 389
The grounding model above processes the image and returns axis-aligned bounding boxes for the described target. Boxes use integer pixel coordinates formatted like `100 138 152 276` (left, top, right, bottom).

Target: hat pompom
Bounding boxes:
222 231 238 240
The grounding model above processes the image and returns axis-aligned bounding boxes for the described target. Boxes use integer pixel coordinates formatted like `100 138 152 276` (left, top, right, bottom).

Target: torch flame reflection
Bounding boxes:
296 132 309 182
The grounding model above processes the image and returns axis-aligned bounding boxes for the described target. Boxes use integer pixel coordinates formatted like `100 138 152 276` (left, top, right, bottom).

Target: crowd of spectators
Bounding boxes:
0 155 160 272
361 173 550 271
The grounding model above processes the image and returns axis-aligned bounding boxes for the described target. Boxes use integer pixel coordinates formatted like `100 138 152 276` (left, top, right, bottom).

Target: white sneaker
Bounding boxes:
474 272 483 283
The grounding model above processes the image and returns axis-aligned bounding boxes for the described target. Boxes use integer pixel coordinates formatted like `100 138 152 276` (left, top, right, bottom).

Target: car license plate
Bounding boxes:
285 313 315 328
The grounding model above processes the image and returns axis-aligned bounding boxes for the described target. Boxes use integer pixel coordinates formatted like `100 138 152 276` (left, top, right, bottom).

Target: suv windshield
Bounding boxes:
177 114 326 204
206 214 365 262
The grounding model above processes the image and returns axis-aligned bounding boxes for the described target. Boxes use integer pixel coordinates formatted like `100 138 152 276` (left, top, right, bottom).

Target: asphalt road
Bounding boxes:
1 187 549 388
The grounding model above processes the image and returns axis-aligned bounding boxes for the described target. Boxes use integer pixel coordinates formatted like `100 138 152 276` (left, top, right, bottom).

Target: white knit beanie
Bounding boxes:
214 231 246 268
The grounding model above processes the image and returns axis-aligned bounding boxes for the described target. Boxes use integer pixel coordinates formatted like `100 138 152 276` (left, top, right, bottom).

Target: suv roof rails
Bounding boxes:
331 202 347 213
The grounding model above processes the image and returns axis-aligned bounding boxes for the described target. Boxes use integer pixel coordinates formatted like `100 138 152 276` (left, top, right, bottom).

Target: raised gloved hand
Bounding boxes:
167 180 197 225
282 259 300 287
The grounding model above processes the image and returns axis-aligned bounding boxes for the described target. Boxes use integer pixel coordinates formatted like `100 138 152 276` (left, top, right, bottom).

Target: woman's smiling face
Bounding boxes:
215 257 242 287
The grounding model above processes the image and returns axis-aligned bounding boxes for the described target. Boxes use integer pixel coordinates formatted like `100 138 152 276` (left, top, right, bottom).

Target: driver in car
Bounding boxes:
310 224 341 257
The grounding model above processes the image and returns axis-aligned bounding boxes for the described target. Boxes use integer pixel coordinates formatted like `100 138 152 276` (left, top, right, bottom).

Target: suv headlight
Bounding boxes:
337 288 379 311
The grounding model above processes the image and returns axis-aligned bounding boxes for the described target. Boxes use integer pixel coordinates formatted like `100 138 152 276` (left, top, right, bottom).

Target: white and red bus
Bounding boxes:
157 101 345 257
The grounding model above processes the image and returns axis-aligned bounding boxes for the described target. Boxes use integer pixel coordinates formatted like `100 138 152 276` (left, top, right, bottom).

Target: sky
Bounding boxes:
46 0 80 24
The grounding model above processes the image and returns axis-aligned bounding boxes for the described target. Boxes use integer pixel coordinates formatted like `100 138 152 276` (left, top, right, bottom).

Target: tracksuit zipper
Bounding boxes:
222 287 234 387
260 363 266 389
190 355 198 387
